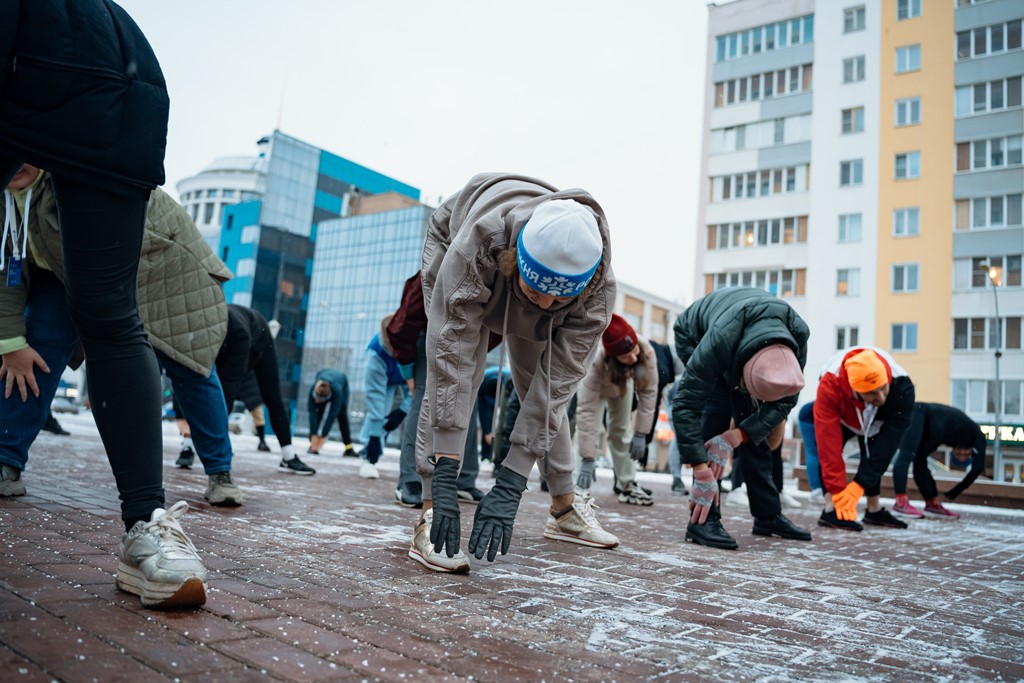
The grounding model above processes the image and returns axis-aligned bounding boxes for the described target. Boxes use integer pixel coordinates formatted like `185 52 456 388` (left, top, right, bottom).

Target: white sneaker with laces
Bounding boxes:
809 488 825 505
408 509 470 573
780 490 802 509
0 464 26 497
116 501 207 608
543 496 619 548
359 462 380 479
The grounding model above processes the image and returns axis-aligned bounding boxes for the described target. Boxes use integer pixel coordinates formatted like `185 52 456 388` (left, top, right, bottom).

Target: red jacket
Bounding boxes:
813 347 915 494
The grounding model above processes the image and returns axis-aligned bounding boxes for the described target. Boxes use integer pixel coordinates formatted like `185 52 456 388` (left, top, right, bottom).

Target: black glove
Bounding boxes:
576 459 596 490
468 467 528 562
429 457 462 558
628 432 648 463
383 408 407 433
360 436 382 463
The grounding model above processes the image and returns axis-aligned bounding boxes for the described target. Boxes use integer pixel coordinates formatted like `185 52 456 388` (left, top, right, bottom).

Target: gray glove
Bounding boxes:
429 457 461 558
468 467 528 562
628 433 648 462
576 458 596 490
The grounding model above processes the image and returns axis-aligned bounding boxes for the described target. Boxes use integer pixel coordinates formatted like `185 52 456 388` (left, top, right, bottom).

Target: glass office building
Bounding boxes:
300 204 432 438
215 130 420 419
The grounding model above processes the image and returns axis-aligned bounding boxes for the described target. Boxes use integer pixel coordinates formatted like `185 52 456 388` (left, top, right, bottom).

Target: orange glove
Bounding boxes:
832 481 864 521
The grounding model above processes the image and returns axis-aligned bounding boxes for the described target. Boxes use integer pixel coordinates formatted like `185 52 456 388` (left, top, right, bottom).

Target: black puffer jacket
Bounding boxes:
0 0 168 193
672 287 809 466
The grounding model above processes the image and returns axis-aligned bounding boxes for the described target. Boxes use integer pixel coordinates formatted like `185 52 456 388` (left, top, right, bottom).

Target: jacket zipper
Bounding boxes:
13 54 128 83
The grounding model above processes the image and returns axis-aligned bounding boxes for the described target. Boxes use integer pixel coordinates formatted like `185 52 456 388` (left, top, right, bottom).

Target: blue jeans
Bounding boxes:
0 269 80 472
798 402 823 491
158 352 232 475
0 268 232 476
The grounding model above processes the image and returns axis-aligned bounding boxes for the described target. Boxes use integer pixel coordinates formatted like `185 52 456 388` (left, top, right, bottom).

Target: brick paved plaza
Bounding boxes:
1 414 1022 682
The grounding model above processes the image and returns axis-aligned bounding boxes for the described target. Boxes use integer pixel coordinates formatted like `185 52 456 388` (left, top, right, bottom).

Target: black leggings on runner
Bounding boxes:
0 159 163 530
252 344 292 447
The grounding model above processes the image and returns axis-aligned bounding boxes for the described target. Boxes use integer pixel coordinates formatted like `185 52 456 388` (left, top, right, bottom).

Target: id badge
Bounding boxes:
6 257 21 287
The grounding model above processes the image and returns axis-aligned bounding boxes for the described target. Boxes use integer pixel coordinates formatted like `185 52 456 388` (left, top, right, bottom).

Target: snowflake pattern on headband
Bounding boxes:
537 276 587 297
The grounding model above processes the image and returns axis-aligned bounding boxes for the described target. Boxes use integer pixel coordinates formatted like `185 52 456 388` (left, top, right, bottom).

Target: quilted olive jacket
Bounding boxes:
0 173 232 376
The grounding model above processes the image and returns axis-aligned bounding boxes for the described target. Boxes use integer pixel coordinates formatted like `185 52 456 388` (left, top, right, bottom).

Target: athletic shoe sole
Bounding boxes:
116 563 207 608
395 489 422 509
175 458 194 469
0 484 26 497
618 494 653 506
407 547 470 573
205 495 243 507
543 527 619 548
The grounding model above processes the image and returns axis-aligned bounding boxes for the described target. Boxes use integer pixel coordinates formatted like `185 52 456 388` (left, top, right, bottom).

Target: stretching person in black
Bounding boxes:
216 304 314 474
0 0 207 608
891 403 985 519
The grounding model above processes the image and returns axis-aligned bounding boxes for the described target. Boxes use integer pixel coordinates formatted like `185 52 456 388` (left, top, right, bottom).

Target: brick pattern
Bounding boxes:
0 426 1022 681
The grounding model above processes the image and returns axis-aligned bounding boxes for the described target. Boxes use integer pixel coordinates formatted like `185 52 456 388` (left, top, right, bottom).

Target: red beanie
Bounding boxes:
603 314 637 357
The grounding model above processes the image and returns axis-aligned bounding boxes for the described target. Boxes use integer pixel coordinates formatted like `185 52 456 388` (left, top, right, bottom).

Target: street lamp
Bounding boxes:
988 263 1004 482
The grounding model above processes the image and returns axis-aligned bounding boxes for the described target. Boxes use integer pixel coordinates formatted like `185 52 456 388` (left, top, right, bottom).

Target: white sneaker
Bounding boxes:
0 464 26 497
543 496 619 548
116 501 208 608
780 490 802 509
205 472 243 506
408 509 470 573
359 462 380 479
809 488 825 505
726 485 748 508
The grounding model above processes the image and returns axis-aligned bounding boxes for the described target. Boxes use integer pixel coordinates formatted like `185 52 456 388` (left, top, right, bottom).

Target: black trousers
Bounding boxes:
311 401 351 444
249 344 292 447
700 379 782 520
1 159 161 530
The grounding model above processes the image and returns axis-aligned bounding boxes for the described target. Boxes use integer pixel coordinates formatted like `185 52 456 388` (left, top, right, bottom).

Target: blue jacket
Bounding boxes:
360 334 411 442
308 368 349 437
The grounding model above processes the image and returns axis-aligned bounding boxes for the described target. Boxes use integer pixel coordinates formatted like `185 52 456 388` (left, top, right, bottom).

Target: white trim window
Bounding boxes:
892 263 920 293
957 20 1022 61
837 268 861 296
956 136 1024 172
839 213 862 242
842 107 865 134
896 0 921 20
844 6 866 33
895 44 921 73
955 77 1022 117
840 159 864 187
893 207 920 237
956 195 1023 231
836 325 860 351
891 323 918 352
895 151 921 179
895 97 921 126
843 56 866 83
954 317 1023 351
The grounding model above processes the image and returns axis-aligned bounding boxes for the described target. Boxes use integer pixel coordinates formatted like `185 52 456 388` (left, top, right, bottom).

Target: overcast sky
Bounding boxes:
118 1 710 304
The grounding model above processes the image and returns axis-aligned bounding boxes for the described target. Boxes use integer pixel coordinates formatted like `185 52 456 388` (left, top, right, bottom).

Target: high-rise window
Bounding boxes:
841 107 865 133
956 195 1023 230
893 207 920 236
715 15 814 62
955 77 1022 116
957 20 1022 60
896 45 921 73
892 263 920 293
895 97 921 126
836 326 859 350
891 323 919 352
843 56 866 83
895 152 921 179
956 135 1024 171
837 268 861 296
840 159 864 186
844 6 866 33
838 213 862 242
897 0 921 20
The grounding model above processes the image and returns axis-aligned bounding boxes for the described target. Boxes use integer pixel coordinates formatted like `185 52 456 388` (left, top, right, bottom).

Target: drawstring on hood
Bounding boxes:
1 186 31 273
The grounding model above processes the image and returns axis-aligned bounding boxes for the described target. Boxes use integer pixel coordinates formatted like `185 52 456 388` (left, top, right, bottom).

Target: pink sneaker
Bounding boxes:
923 502 960 519
893 499 925 518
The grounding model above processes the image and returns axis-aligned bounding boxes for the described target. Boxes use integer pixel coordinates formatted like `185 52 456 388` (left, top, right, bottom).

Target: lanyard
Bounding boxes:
1 186 31 272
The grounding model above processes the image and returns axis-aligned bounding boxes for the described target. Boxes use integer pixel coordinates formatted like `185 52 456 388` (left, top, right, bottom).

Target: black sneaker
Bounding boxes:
457 487 484 504
753 513 812 541
396 482 423 509
42 414 71 435
175 446 195 469
343 446 358 458
257 440 271 452
685 508 739 550
280 457 316 475
863 507 908 529
817 509 863 532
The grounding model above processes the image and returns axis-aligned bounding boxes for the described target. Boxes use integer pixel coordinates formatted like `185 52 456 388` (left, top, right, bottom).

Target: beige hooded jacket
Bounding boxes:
422 173 615 467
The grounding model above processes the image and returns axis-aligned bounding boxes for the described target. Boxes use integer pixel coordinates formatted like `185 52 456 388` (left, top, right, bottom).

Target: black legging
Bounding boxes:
1 159 163 530
250 343 292 447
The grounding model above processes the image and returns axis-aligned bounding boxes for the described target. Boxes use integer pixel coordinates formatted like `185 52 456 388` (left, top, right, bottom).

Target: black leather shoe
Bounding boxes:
863 507 908 529
42 414 71 435
395 482 423 509
817 509 863 532
753 513 812 541
686 508 738 550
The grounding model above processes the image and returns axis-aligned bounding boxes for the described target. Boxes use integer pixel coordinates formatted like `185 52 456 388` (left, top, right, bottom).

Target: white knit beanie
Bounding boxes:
516 199 602 297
